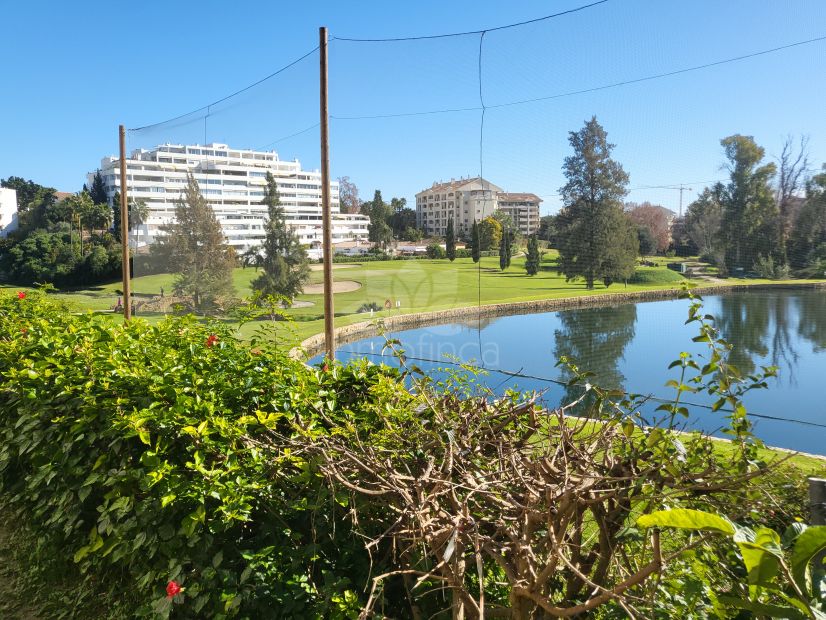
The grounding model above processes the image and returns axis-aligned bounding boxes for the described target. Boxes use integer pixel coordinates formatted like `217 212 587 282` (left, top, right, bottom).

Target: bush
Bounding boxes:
425 243 446 259
0 291 394 618
356 301 381 313
0 289 810 618
754 254 791 280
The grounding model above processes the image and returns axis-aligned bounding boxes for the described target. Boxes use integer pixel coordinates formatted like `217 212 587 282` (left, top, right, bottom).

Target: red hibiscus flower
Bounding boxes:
17 291 26 299
322 363 329 373
206 334 219 348
166 580 182 599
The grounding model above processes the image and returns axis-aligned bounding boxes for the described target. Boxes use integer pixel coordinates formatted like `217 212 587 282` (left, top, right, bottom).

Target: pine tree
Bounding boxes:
525 234 541 275
471 220 481 263
557 117 637 289
250 172 310 303
445 218 456 261
157 173 236 313
89 170 108 205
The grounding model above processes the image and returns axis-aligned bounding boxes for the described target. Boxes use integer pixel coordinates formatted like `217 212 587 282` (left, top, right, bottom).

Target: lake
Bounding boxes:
323 289 826 455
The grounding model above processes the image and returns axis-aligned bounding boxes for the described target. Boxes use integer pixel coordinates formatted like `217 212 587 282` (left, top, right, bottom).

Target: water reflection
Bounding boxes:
329 289 826 453
716 292 804 385
553 304 637 408
796 292 826 352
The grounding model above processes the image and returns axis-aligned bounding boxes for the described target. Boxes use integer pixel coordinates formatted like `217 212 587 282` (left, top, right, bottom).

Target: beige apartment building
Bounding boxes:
496 193 542 236
415 177 541 237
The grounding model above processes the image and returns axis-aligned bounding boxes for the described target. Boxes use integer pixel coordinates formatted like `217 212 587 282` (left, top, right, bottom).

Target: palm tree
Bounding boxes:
129 199 150 249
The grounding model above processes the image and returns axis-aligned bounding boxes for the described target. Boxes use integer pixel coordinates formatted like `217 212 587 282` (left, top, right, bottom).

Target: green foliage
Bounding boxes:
718 134 780 272
249 172 310 303
685 185 724 265
636 223 656 256
498 223 511 270
557 117 637 288
524 234 541 275
537 214 559 246
638 508 826 618
0 287 817 618
477 215 501 251
363 190 393 249
0 178 121 286
425 242 445 258
89 170 108 206
445 218 456 261
789 170 826 270
400 226 423 242
754 254 792 279
0 291 399 618
470 219 481 262
388 197 417 240
0 176 57 232
154 173 237 314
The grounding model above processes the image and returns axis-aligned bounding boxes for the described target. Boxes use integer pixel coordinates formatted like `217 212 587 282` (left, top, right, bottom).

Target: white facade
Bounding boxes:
0 187 18 237
89 143 369 254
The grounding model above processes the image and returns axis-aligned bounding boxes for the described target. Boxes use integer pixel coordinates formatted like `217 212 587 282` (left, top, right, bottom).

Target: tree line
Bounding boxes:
676 135 825 278
148 171 310 315
539 119 825 286
0 173 126 285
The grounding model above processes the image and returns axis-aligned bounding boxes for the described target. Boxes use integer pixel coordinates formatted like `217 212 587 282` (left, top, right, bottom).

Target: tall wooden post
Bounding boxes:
810 477 826 525
119 125 132 320
319 27 334 360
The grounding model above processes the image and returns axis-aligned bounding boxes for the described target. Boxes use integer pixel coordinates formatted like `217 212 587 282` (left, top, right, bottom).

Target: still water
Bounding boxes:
328 290 826 455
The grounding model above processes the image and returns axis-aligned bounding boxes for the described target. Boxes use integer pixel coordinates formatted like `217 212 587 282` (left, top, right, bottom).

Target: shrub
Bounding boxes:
0 291 393 617
425 242 446 259
356 301 381 313
0 289 810 618
754 254 791 280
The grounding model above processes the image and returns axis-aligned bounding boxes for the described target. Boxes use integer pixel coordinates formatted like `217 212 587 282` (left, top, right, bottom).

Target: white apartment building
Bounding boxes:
415 177 502 237
497 193 541 236
0 187 18 237
89 143 369 257
415 178 541 237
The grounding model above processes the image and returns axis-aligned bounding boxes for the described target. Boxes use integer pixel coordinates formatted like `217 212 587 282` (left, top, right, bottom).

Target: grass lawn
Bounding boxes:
5 254 824 344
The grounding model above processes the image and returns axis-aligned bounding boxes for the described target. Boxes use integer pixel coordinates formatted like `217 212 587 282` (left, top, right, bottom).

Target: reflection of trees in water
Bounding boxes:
715 293 800 384
553 304 637 410
796 292 826 352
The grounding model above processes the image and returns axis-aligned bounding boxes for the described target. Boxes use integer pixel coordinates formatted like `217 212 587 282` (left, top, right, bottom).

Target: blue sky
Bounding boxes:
1 0 824 215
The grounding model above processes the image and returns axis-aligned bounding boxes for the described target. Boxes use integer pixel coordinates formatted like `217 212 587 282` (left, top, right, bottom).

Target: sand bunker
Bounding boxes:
309 264 357 271
303 280 362 294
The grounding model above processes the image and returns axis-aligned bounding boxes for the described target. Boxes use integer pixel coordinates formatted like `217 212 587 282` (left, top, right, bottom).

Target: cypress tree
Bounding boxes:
499 227 509 271
112 190 121 241
525 234 541 275
471 220 480 263
445 218 456 261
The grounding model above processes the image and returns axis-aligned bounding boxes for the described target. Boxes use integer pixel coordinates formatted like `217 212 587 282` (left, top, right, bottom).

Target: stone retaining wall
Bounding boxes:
295 281 826 358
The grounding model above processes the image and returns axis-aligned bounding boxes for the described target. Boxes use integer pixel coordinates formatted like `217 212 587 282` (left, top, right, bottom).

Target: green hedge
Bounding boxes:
0 291 398 618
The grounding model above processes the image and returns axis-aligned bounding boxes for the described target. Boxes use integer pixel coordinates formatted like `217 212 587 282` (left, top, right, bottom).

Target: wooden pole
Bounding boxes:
119 125 132 320
810 477 826 525
319 27 334 360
